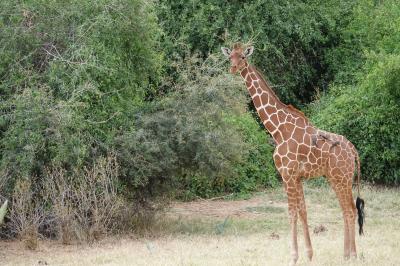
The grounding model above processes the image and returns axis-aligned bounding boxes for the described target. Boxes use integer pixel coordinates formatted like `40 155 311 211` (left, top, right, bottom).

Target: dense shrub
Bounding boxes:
0 0 163 195
227 114 278 192
117 56 278 200
309 0 400 185
309 54 400 184
0 0 166 240
157 0 356 104
324 0 400 84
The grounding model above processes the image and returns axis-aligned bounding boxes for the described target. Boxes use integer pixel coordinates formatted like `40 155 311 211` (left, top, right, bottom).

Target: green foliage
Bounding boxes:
310 54 400 184
2 0 399 241
0 0 163 195
309 0 400 185
227 113 279 191
116 57 278 200
324 0 400 84
157 0 356 104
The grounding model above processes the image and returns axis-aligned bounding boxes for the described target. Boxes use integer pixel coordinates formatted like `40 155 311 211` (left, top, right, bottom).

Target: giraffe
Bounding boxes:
221 43 365 265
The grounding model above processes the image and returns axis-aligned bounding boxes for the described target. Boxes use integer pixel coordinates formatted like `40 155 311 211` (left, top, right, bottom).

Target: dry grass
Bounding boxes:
1 184 399 266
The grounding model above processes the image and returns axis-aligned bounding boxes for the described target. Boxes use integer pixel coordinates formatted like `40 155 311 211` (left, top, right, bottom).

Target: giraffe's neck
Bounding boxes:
240 63 308 144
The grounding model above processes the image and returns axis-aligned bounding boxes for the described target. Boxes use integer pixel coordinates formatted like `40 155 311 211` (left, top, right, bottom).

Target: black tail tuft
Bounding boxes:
356 196 365 235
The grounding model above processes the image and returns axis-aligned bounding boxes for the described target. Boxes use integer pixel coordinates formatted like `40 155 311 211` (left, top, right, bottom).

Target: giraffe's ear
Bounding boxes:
221 47 231 57
244 46 254 58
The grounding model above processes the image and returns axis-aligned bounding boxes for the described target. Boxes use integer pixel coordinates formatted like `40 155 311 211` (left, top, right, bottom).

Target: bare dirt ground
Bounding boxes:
1 185 400 266
169 193 287 219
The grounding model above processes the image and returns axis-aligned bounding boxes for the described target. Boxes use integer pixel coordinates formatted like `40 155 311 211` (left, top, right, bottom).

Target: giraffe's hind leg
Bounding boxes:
327 173 357 259
296 179 313 261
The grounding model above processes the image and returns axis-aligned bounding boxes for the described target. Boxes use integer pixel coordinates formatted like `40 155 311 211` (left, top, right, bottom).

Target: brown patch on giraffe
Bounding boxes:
283 123 295 137
265 105 275 114
298 144 309 155
250 73 257 80
241 68 248 77
302 162 312 174
313 148 322 158
270 113 279 126
274 131 283 143
336 159 346 169
274 154 282 168
260 93 269 105
287 138 298 150
282 156 289 166
278 143 288 155
309 152 317 164
277 110 286 124
333 145 341 155
287 152 296 161
264 120 276 132
292 127 304 143
297 153 307 162
297 118 306 128
248 86 256 95
287 104 308 121
253 96 261 107
259 109 268 121
253 80 260 87
303 135 311 146
257 88 262 94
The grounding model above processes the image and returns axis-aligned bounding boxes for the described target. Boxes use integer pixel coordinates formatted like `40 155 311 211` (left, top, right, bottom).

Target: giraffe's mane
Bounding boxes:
252 66 310 123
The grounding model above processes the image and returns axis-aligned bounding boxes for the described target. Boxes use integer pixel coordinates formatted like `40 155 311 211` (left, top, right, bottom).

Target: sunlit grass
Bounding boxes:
2 184 399 266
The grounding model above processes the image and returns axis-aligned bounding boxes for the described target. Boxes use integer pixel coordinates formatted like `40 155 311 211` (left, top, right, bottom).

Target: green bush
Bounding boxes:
324 0 400 84
157 0 356 104
227 113 279 192
309 53 400 184
0 0 163 195
309 0 400 185
116 57 278 200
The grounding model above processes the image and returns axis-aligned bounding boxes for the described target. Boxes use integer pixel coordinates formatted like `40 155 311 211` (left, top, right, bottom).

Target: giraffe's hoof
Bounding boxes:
289 254 299 266
306 249 313 261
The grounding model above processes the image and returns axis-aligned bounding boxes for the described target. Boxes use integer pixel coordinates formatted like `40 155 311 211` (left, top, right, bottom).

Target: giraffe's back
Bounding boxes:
273 125 356 180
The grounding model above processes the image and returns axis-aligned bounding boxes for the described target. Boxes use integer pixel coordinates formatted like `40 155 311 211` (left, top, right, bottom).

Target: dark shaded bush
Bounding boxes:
116 56 278 200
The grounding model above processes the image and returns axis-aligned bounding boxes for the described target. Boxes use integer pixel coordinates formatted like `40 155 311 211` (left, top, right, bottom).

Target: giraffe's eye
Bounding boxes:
241 56 245 59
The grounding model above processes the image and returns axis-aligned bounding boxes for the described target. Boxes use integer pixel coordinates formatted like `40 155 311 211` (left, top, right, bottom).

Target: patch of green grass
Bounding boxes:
245 206 285 214
152 214 288 236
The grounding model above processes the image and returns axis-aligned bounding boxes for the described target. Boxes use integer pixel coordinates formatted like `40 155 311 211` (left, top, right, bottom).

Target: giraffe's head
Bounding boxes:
221 43 254 74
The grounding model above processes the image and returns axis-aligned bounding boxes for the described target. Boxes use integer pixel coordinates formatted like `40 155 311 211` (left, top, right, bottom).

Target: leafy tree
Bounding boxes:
157 0 356 105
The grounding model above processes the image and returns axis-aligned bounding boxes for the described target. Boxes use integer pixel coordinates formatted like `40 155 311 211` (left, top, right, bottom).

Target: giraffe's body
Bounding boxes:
222 44 364 266
241 65 358 182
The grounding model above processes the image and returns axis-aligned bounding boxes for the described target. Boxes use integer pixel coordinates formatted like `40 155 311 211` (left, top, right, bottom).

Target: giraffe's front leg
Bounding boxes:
283 177 300 266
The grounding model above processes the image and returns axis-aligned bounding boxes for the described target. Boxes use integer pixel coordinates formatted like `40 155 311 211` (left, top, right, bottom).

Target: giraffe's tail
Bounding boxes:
356 196 365 235
353 147 365 235
352 147 361 196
